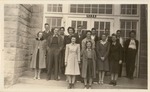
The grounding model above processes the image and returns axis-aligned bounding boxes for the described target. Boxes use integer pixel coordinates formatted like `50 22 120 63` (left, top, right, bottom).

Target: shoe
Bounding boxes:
67 84 72 89
88 85 92 89
109 80 114 85
113 81 117 86
84 85 87 89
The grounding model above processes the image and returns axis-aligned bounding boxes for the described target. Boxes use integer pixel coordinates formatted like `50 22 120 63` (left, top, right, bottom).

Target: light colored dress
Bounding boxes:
65 43 80 75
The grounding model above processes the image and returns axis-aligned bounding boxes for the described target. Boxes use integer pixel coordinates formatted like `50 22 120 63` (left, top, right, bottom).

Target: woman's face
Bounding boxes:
38 33 43 38
87 42 92 49
68 29 74 35
112 36 117 42
71 37 76 43
102 35 106 41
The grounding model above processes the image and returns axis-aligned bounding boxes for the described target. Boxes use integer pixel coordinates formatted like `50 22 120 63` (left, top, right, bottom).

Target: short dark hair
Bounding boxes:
116 30 121 33
91 28 96 31
60 27 65 31
129 30 136 37
67 27 75 33
86 31 92 34
45 23 49 26
112 33 117 38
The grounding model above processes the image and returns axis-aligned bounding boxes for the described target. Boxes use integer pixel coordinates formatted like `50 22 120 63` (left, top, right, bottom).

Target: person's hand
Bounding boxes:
101 57 105 61
119 60 122 64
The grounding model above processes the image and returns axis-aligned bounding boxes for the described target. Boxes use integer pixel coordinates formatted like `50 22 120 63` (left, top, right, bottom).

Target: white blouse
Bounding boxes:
128 39 136 49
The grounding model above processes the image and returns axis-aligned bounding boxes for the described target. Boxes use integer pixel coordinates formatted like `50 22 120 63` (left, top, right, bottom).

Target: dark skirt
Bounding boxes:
86 58 94 79
36 49 39 69
110 60 119 74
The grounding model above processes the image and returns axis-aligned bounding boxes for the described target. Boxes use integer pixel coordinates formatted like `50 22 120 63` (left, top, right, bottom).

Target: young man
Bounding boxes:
124 31 138 79
43 23 52 40
116 30 124 77
46 27 64 80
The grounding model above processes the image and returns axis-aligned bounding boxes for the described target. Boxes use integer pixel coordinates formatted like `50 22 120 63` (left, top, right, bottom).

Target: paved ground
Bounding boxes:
3 70 148 90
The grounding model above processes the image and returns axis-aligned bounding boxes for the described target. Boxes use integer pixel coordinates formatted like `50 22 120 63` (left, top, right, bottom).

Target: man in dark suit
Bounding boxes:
91 28 99 43
124 31 138 79
46 27 64 80
116 30 124 77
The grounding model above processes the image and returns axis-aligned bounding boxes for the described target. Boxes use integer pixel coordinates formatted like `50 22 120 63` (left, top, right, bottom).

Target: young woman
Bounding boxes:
65 36 80 89
30 31 46 80
109 34 122 86
96 34 110 85
81 41 96 89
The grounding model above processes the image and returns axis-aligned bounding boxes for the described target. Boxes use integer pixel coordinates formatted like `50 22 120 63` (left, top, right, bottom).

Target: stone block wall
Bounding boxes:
4 4 44 85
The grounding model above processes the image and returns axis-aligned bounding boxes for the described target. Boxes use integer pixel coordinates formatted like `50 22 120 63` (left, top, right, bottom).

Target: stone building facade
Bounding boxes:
4 4 44 85
3 4 147 86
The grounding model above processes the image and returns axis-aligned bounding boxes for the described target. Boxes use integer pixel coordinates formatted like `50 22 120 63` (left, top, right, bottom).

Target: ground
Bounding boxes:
4 70 147 90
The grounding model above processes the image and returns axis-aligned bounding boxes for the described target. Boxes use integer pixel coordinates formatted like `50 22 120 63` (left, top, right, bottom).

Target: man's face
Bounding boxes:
86 32 91 39
54 28 59 35
117 31 121 37
60 28 64 35
130 32 135 38
77 27 82 32
45 25 50 30
91 30 96 35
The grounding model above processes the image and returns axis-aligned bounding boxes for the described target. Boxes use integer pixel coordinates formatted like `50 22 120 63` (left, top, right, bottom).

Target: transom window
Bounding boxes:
47 4 62 12
46 17 62 30
94 21 110 36
121 4 137 15
71 21 87 32
120 20 137 40
70 4 112 14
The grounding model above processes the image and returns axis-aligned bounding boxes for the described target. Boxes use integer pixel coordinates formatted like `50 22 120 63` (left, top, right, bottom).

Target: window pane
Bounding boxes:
83 21 87 29
85 8 90 13
132 5 137 8
99 9 105 14
121 21 125 29
126 21 131 29
132 21 137 29
94 22 99 30
58 6 62 12
106 9 112 14
70 7 76 13
77 21 81 27
78 7 84 13
106 5 112 9
57 19 61 26
120 30 125 38
53 6 57 12
127 5 131 8
99 5 105 8
71 21 76 28
127 9 131 14
47 4 52 12
52 18 56 27
121 5 126 9
100 22 104 30
106 22 110 30
132 9 137 14
121 9 126 14
92 8 98 13
126 30 131 37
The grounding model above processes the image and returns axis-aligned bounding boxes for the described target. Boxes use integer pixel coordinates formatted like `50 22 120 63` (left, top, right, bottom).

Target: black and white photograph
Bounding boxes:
0 0 149 91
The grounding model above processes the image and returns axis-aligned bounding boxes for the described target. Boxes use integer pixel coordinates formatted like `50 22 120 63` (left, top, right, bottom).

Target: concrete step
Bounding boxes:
9 70 147 89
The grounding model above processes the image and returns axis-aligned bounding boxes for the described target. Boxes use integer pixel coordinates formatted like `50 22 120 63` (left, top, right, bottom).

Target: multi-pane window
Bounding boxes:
46 18 62 30
120 20 137 40
121 4 137 15
71 21 87 32
70 4 112 14
47 4 62 12
94 21 110 36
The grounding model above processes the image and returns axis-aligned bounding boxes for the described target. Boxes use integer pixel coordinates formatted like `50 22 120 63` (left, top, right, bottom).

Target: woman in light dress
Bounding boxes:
65 36 80 89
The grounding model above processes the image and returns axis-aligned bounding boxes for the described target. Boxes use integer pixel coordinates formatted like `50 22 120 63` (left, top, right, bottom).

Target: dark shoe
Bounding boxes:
113 81 117 86
88 85 92 89
84 85 87 89
68 84 72 89
109 80 114 85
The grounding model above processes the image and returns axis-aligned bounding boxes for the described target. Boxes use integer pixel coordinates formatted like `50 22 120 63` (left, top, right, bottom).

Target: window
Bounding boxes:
70 4 112 14
120 20 137 40
94 21 111 36
121 4 137 15
47 4 62 12
46 18 62 30
71 21 87 32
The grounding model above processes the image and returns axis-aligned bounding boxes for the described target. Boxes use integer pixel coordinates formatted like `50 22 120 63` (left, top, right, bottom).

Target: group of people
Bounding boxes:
30 23 138 89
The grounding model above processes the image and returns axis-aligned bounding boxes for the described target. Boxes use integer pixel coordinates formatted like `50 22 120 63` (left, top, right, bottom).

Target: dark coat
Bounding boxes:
43 30 52 40
74 33 85 48
81 49 96 78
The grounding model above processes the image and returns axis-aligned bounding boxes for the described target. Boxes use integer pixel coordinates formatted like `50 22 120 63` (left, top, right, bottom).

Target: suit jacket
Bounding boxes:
124 38 139 57
47 35 64 51
74 33 86 45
